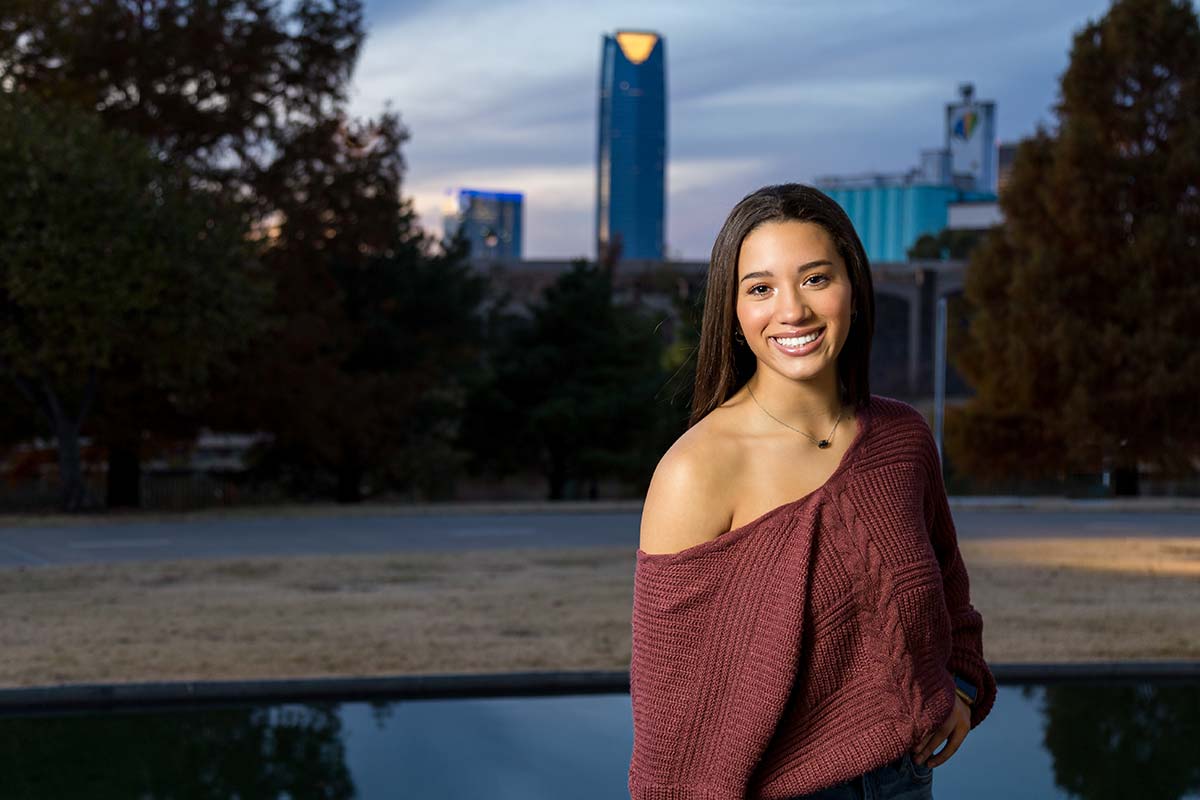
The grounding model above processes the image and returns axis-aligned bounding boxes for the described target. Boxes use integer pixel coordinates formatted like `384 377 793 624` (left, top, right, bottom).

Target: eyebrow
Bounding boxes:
739 259 834 283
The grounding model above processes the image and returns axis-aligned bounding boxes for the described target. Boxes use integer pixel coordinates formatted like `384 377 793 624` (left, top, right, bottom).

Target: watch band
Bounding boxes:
953 672 978 705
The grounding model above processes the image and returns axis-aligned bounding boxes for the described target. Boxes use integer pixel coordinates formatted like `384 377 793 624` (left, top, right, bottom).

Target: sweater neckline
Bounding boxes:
637 393 876 565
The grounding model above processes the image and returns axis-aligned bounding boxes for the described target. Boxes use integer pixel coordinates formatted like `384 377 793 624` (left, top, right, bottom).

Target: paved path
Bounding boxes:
0 500 1196 567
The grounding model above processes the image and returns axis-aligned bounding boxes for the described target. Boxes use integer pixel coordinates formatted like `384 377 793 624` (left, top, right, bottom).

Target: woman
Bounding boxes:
628 183 996 800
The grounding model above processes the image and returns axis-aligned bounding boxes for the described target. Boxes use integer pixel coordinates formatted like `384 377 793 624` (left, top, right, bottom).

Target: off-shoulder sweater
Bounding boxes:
628 393 997 800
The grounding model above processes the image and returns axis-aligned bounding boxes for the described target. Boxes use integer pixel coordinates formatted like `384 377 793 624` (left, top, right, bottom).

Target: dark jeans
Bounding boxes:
782 752 935 800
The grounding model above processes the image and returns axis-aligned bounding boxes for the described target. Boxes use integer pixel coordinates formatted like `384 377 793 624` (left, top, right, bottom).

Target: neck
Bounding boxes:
745 368 845 426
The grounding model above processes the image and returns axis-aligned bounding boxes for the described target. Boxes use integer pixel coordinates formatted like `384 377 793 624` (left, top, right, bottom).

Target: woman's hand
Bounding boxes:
912 694 971 769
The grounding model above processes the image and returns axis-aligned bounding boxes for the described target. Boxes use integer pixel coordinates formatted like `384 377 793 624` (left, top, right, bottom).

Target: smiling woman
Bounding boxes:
629 183 995 800
694 184 876 431
736 220 855 396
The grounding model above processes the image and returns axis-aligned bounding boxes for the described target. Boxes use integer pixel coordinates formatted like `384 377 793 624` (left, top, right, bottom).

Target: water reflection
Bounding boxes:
1040 683 1200 800
0 704 353 799
1 683 1198 799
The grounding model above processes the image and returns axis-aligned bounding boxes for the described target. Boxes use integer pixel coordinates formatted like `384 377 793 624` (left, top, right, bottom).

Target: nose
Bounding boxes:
775 285 813 322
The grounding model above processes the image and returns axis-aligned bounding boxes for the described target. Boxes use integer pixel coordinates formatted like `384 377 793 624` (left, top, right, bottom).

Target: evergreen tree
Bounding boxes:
463 261 670 500
951 0 1200 494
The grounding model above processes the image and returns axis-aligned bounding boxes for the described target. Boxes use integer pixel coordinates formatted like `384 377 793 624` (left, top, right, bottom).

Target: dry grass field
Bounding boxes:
2 537 1198 688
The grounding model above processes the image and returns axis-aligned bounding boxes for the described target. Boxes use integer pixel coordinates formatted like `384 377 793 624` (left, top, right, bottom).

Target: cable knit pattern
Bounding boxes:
629 394 997 800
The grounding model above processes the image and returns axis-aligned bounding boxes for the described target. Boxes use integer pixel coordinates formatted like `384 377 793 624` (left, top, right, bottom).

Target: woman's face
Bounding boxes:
735 220 855 385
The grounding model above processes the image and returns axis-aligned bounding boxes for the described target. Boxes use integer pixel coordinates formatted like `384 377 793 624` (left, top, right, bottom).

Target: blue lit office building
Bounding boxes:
442 188 523 262
816 180 994 262
815 84 997 262
596 30 667 262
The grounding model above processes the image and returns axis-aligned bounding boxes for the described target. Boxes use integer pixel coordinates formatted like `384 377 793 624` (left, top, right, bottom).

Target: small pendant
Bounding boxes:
817 440 831 448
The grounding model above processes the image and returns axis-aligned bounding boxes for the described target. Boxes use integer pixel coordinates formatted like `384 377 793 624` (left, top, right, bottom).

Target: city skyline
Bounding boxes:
349 0 1117 260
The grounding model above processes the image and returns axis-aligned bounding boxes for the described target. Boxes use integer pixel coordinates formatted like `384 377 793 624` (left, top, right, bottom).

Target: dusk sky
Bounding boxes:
346 0 1123 260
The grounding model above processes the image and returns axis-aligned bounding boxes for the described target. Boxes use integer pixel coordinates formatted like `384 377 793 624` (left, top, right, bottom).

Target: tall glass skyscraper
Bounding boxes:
596 30 667 262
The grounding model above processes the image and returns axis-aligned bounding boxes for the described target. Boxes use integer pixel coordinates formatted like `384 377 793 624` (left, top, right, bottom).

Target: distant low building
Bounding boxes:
816 178 995 262
816 83 999 262
443 188 523 262
472 255 967 397
944 141 1021 233
946 198 1004 231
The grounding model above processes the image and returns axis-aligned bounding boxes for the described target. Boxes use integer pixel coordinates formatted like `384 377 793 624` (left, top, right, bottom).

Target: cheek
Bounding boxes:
736 298 769 327
817 289 853 317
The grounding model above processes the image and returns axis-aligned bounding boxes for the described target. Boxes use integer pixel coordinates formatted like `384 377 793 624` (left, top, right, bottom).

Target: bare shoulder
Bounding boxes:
638 413 740 556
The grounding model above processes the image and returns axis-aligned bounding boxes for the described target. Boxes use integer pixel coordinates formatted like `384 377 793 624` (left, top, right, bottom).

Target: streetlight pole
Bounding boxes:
934 294 947 467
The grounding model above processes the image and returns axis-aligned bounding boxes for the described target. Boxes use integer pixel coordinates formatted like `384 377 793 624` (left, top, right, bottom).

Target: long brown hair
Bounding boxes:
689 183 875 429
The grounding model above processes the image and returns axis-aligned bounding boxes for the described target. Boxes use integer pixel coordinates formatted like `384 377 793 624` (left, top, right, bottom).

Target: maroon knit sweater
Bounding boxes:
628 394 997 799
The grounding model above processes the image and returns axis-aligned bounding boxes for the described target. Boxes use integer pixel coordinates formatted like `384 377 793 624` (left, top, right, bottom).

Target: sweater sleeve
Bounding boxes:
628 525 817 800
919 423 998 730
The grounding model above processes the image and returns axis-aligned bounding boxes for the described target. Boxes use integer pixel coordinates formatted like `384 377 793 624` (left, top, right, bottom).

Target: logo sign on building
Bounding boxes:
945 97 996 193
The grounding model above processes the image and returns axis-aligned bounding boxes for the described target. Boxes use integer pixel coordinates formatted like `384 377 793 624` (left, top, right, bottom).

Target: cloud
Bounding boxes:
355 0 1117 258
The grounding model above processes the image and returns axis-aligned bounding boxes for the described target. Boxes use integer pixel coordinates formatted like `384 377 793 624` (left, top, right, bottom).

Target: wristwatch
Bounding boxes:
953 673 978 706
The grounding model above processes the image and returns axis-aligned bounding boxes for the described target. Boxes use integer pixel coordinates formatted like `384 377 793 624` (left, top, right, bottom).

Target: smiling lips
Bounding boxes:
770 325 826 355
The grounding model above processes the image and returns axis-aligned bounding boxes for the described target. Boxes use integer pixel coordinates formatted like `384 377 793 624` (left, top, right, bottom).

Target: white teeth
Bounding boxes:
773 329 822 347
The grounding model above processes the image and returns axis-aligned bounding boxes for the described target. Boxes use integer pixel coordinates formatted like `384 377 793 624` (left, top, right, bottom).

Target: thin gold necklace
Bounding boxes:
745 382 844 449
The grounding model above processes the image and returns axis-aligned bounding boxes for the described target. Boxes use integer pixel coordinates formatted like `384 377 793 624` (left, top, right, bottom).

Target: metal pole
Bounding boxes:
934 294 947 466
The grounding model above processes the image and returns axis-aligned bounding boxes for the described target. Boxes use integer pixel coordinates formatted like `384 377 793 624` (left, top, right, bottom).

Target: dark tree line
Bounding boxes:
1 0 392 508
0 0 687 509
0 92 267 510
461 260 680 500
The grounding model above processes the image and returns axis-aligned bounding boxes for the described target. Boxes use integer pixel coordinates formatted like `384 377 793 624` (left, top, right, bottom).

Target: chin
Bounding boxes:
759 356 833 379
